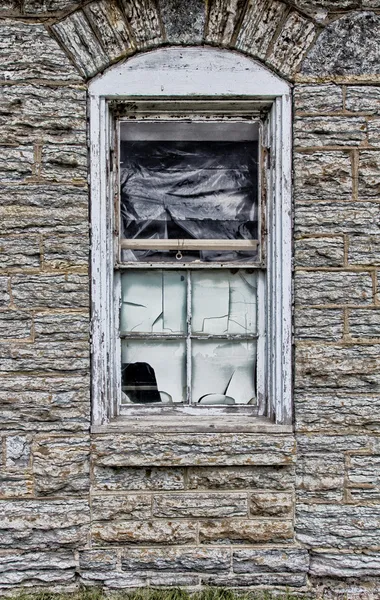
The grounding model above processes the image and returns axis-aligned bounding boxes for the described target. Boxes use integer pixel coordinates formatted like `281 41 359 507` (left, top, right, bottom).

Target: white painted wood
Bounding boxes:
120 239 259 251
89 46 292 427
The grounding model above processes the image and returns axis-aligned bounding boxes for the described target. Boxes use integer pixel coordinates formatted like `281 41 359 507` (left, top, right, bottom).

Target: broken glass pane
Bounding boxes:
121 340 186 404
120 270 186 333
119 121 259 263
192 340 257 405
192 270 257 334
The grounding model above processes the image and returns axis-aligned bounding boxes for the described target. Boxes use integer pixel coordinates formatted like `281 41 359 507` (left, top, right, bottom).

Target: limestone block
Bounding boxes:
0 182 88 211
296 433 372 454
0 341 89 373
199 519 293 544
80 571 148 589
294 84 343 114
12 273 89 309
79 549 117 571
92 433 296 467
0 311 32 340
121 546 230 572
202 572 307 587
358 150 380 196
296 504 380 548
0 471 33 498
0 21 81 82
0 1 20 11
92 520 197 546
249 492 293 517
93 466 185 491
91 494 151 521
310 551 380 577
206 0 247 45
346 86 380 114
346 454 380 502
349 235 380 266
295 308 343 341
296 454 345 503
32 435 90 496
0 551 76 588
118 0 163 47
295 393 380 433
349 308 380 338
236 0 287 60
0 236 40 270
84 1 134 61
302 12 380 76
294 151 352 201
41 145 87 183
24 1 81 12
367 118 380 146
295 202 380 236
233 547 310 574
147 574 200 587
295 237 344 268
296 343 380 391
0 277 10 307
295 271 373 306
153 492 247 518
5 435 30 467
0 83 86 146
158 0 205 44
0 146 34 182
34 313 89 342
42 235 89 269
294 117 367 148
187 465 295 490
266 12 316 77
0 499 90 549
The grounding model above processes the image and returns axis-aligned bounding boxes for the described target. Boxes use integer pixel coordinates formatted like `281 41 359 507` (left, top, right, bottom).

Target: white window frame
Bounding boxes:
89 47 292 428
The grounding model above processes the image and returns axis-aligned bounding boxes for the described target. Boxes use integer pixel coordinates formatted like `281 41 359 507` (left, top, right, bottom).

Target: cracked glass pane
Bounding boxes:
120 270 186 333
192 270 257 334
192 340 257 405
121 340 186 404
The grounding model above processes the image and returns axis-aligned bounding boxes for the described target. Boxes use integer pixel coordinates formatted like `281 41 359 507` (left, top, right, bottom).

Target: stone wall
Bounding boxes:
1 1 380 597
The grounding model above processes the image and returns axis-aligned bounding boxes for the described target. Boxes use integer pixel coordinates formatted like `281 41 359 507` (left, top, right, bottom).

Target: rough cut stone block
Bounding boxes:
187 465 295 490
84 1 134 62
297 504 380 548
79 549 118 571
79 570 148 589
296 454 345 503
0 182 88 211
294 151 352 201
121 546 231 572
153 492 247 518
6 435 30 467
346 86 380 113
42 235 89 269
0 499 90 549
0 311 32 340
295 202 380 236
199 519 293 544
302 12 380 76
233 547 309 574
92 520 197 546
367 118 380 147
267 11 316 77
349 308 380 338
0 551 76 587
346 454 380 502
296 343 380 391
310 551 380 577
0 235 40 270
349 235 380 265
358 151 380 196
12 273 89 309
295 237 344 268
295 308 343 341
236 0 287 60
206 0 247 46
34 313 89 342
93 466 185 491
147 574 200 587
159 0 205 44
41 145 87 183
0 146 34 182
294 117 367 148
52 11 109 78
0 471 33 499
295 271 373 306
249 492 293 517
203 572 306 587
33 435 90 496
0 341 89 373
296 433 372 454
0 21 81 82
295 393 380 433
91 494 151 521
294 84 343 114
0 83 86 146
24 1 81 11
92 433 296 467
0 277 10 307
118 0 163 47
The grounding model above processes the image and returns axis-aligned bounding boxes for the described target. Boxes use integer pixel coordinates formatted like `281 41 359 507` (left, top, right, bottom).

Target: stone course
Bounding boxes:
1 0 380 597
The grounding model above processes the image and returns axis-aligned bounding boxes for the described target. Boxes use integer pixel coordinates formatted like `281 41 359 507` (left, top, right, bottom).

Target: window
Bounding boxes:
90 48 292 428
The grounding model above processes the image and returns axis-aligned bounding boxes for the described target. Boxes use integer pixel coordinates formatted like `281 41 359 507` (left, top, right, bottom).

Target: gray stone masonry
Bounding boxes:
1 1 380 598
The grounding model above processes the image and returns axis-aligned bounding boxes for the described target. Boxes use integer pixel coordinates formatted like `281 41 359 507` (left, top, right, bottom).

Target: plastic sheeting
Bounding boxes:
120 140 259 262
